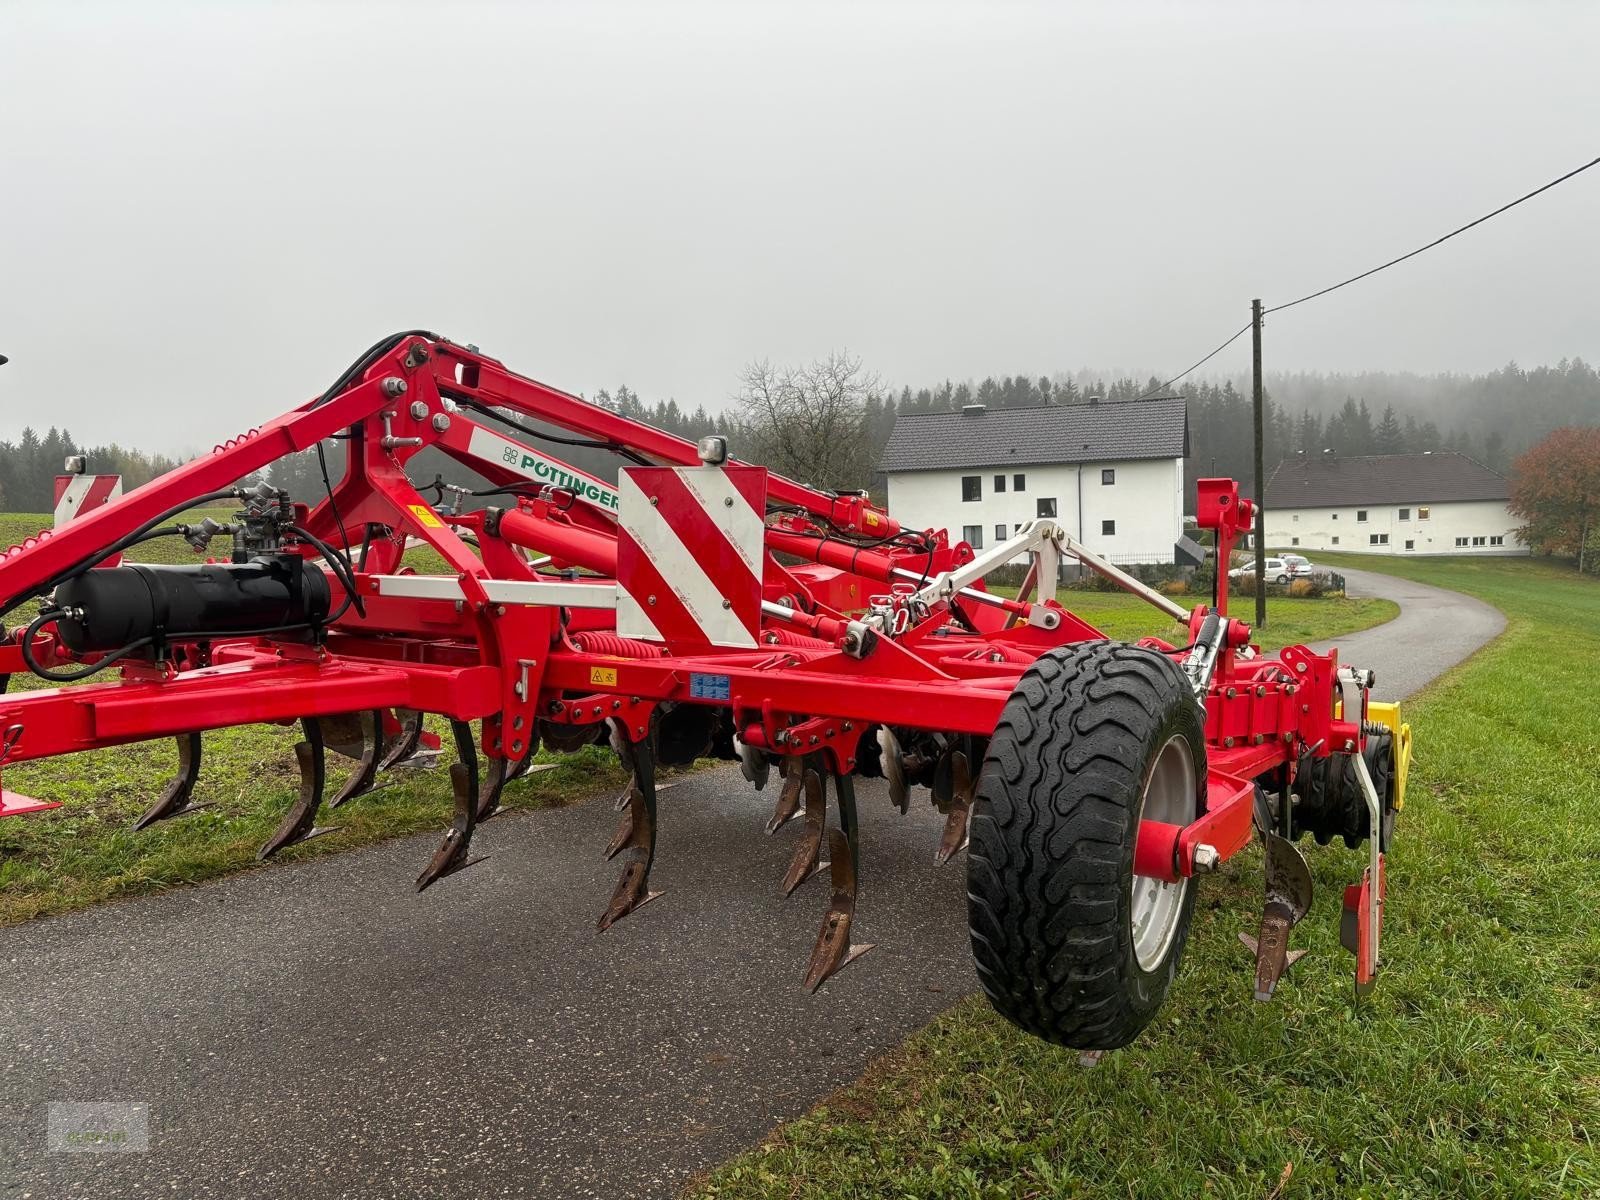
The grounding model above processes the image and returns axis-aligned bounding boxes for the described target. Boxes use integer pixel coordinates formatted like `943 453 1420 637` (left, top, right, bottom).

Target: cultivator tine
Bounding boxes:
738 735 771 792
379 708 436 772
504 727 541 782
597 722 661 931
327 710 385 808
476 750 509 823
133 731 208 830
802 772 872 991
780 768 828 895
765 756 805 835
1238 832 1313 1001
257 720 337 859
934 749 974 865
877 727 909 815
415 721 485 891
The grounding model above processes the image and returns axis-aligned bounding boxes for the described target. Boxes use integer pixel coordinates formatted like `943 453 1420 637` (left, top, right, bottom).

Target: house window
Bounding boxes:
1357 510 1368 522
962 525 983 548
1405 540 1414 551
1331 536 1340 546
994 523 1006 542
993 474 1006 493
1036 498 1057 518
1398 508 1410 521
1331 513 1339 521
961 476 981 502
1418 506 1431 520
1291 537 1300 546
1102 519 1116 536
1013 474 1026 491
1472 536 1486 547
1292 514 1299 523
1101 468 1115 485
1455 537 1469 547
1013 524 1022 533
1369 533 1388 545
1490 535 1504 546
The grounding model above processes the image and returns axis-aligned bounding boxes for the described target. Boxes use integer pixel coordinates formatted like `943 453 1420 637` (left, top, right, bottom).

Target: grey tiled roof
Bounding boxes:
877 398 1188 473
1264 451 1509 509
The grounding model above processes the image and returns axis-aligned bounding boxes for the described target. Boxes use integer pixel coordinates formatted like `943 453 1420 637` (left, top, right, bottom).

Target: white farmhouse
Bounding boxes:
879 398 1188 564
1263 450 1526 556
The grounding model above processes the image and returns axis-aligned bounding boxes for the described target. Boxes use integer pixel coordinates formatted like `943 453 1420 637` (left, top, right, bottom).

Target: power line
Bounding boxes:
1136 152 1600 402
1263 153 1600 315
1134 322 1252 400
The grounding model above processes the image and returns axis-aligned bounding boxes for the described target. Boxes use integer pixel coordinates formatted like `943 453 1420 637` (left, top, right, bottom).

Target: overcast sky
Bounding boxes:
2 1 1596 453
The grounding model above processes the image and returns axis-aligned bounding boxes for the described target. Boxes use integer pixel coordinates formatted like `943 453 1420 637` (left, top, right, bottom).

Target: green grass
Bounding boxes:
689 556 1600 1200
1049 588 1397 653
0 510 627 924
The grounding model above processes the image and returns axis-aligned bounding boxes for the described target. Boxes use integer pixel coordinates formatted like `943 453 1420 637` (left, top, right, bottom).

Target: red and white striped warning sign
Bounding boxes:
615 465 766 648
53 473 122 527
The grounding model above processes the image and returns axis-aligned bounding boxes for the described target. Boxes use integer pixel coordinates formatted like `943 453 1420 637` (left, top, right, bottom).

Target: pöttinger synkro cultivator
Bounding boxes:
0 333 1410 1048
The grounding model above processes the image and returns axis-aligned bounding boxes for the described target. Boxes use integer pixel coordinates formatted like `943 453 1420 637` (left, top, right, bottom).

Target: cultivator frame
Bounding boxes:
0 332 1409 1046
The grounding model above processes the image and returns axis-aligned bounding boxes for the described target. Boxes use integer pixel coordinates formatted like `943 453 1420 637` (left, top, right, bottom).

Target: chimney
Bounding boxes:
961 404 986 416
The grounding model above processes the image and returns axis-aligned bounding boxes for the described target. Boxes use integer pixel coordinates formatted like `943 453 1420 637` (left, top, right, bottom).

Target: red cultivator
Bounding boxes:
0 333 1410 1048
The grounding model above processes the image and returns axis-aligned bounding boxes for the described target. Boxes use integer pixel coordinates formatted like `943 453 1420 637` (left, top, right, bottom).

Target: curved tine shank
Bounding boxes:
378 708 424 771
597 720 661 931
505 725 541 781
257 719 333 859
765 756 804 834
133 731 207 830
416 721 483 891
780 769 828 895
476 749 509 823
328 710 386 808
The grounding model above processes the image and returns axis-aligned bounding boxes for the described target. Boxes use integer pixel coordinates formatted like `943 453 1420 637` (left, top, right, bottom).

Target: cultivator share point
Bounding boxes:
0 333 1411 1047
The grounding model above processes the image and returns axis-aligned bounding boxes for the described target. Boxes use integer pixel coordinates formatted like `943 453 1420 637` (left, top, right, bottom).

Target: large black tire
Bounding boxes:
967 641 1206 1050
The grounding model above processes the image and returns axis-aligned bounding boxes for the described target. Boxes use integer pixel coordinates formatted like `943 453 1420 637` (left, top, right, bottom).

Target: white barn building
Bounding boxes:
878 398 1189 564
1263 451 1526 556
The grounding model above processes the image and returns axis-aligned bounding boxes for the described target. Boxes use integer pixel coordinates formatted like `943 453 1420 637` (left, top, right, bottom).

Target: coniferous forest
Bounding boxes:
2 358 1596 517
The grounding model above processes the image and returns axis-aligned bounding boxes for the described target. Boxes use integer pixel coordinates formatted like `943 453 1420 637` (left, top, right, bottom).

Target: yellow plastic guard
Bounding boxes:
1365 701 1412 811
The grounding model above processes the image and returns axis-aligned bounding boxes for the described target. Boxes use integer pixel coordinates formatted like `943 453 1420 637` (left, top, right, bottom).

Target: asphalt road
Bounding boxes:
0 567 1503 1199
1312 565 1504 701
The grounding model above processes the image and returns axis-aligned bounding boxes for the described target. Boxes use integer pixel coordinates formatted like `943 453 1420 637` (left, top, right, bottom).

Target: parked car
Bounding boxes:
1281 554 1318 576
1227 555 1312 585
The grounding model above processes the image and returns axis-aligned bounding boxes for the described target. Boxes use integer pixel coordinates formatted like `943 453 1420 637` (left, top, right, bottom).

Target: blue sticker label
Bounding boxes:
689 673 732 702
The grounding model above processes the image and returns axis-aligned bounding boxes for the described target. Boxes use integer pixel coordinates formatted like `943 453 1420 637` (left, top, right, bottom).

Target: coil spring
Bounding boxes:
570 631 666 658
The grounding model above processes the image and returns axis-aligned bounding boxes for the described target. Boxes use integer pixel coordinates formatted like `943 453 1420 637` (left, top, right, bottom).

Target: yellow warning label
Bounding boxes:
590 666 618 687
863 511 882 528
408 504 444 528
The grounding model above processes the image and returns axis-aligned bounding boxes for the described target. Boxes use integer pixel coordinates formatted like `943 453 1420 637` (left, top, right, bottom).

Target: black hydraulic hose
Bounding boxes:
20 608 155 683
452 397 652 466
291 526 365 619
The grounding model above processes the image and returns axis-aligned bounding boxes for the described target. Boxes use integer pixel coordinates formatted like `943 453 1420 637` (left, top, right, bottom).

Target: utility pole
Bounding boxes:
1251 299 1266 628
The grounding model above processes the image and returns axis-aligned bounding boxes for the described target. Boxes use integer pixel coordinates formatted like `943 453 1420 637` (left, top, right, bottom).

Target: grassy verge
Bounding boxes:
689 556 1600 1199
1050 588 1397 652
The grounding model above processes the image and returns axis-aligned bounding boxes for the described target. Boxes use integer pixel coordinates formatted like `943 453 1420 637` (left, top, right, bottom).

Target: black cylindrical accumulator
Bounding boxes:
52 556 333 653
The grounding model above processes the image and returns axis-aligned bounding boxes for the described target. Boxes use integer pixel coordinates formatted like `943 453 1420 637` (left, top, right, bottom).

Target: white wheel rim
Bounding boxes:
1131 735 1197 972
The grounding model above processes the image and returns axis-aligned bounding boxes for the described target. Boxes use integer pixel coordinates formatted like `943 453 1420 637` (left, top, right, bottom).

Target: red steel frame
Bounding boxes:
0 333 1371 890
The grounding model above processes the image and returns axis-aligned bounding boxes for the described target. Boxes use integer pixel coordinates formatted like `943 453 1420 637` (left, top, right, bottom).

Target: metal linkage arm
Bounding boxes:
423 342 899 538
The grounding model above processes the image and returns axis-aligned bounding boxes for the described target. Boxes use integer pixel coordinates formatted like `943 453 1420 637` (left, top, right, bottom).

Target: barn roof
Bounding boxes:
1264 451 1510 509
877 397 1188 474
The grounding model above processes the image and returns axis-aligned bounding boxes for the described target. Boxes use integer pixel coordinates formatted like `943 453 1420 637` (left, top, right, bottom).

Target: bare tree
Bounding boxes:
732 351 881 491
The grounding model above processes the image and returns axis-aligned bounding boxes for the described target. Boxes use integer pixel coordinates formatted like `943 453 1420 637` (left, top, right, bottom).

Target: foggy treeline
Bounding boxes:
3 358 1595 519
0 427 187 514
